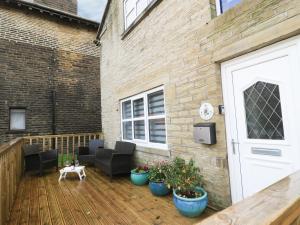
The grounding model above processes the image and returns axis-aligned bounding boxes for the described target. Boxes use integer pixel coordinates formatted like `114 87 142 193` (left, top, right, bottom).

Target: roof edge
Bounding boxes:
5 0 100 28
95 0 111 44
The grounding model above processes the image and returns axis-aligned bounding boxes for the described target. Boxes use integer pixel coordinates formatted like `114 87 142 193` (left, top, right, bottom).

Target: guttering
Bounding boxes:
94 0 111 46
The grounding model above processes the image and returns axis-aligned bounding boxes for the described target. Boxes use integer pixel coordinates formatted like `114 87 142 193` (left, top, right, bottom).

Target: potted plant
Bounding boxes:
130 165 149 186
165 157 208 218
148 162 170 196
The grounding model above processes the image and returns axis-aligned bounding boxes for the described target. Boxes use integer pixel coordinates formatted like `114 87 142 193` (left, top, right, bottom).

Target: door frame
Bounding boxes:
221 35 300 203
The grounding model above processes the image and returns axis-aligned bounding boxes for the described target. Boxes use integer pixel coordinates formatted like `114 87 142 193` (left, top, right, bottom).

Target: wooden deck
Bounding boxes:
7 168 214 225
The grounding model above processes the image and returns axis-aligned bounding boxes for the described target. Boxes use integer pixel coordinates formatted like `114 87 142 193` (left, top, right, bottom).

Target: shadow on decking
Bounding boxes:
7 168 215 225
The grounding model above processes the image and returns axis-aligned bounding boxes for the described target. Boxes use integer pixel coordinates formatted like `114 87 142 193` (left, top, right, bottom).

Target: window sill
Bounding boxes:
123 139 170 157
135 145 170 157
121 0 162 40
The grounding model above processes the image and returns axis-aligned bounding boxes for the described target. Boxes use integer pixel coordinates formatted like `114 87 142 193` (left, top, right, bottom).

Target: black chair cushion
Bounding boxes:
79 147 90 155
39 149 58 161
115 141 136 154
22 144 42 156
78 155 95 163
89 139 104 155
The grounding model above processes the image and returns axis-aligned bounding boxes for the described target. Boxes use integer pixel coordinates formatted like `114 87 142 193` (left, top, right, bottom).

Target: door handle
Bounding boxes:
231 139 239 155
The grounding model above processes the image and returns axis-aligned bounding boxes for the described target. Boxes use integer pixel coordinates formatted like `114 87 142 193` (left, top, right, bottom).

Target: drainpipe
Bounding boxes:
51 90 56 135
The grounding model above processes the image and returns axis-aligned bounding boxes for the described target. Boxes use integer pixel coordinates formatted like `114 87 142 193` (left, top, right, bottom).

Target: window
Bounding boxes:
121 87 167 149
216 0 242 15
244 81 284 140
123 0 154 29
10 108 26 131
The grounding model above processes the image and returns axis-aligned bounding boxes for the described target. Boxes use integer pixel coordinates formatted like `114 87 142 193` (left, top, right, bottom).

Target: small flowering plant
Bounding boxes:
132 165 149 173
148 161 170 183
164 157 203 198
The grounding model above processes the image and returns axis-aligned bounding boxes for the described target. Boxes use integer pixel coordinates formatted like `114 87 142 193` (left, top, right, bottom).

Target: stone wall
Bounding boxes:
99 0 300 209
100 0 229 209
0 3 101 143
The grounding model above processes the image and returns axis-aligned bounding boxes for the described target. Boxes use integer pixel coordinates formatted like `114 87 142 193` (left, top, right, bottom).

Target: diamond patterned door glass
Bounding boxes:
244 81 284 140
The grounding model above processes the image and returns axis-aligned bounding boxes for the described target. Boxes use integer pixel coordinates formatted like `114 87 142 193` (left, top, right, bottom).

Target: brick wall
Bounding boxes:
0 3 101 143
27 0 77 15
99 0 300 209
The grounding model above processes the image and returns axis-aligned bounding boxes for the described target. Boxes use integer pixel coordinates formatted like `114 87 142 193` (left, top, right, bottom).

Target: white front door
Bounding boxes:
222 36 300 203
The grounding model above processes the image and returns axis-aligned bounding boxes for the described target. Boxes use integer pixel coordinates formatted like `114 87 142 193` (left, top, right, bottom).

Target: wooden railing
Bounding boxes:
23 132 103 166
0 132 102 225
0 138 24 225
197 171 300 225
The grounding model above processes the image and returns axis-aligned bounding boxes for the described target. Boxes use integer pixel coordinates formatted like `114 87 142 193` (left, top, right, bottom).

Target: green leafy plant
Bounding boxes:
133 165 149 173
164 157 203 198
148 161 170 183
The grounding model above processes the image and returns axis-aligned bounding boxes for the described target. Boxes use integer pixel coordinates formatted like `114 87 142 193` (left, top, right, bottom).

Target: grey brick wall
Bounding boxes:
0 4 101 143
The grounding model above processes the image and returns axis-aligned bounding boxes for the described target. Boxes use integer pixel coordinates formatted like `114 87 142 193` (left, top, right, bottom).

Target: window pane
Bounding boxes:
124 0 136 28
126 9 136 27
148 90 165 116
244 81 284 140
134 120 145 140
10 109 25 130
136 0 148 15
122 100 132 119
149 119 166 144
220 0 242 13
123 121 132 140
133 98 144 118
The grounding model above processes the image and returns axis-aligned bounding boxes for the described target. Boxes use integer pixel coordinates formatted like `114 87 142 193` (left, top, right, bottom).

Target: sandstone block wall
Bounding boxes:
100 0 300 209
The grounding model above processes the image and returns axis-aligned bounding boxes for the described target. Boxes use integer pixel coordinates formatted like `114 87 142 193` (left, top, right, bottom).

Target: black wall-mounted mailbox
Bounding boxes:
193 123 217 145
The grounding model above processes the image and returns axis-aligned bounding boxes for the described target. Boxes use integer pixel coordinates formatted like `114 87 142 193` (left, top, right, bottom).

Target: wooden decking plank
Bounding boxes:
90 170 210 225
38 175 53 225
86 170 148 225
57 174 107 225
77 174 132 225
43 174 65 225
7 168 215 225
28 174 40 225
117 177 199 225
61 175 108 225
118 177 213 225
7 176 26 225
109 176 179 225
18 175 31 225
87 169 153 225
55 174 93 225
88 169 177 225
46 173 77 225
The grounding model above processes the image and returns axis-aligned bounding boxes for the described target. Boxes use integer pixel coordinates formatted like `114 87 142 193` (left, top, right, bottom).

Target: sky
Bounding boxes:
77 0 107 22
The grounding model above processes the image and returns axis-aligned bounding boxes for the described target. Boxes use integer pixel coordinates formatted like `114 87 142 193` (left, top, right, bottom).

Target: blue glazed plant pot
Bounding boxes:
130 170 149 186
149 181 170 196
173 187 208 218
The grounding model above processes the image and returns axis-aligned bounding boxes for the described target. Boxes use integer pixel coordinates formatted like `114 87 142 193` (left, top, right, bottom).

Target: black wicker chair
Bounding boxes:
77 139 104 165
22 144 42 172
39 149 58 176
95 141 136 179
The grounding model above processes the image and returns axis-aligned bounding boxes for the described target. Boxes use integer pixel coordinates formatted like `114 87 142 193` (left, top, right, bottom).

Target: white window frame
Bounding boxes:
10 108 26 131
120 86 168 150
123 0 154 30
215 0 242 15
215 0 222 15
